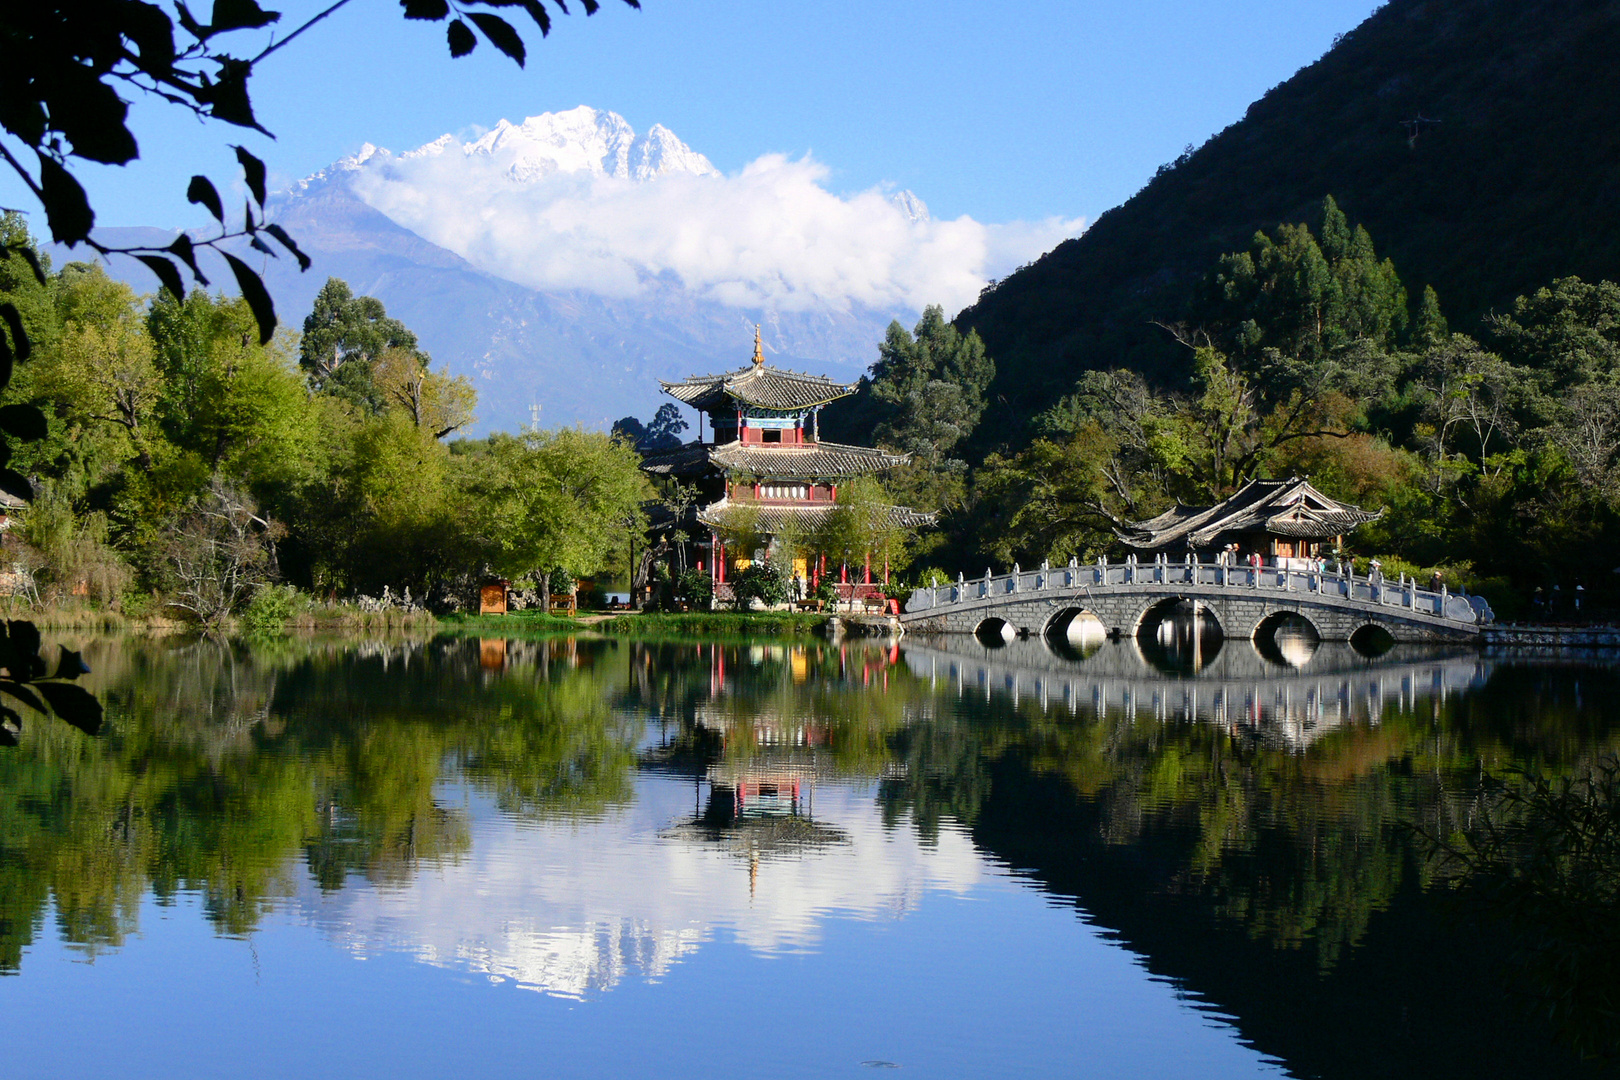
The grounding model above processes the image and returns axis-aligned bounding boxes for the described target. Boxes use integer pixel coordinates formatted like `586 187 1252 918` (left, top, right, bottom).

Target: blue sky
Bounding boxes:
51 0 1381 231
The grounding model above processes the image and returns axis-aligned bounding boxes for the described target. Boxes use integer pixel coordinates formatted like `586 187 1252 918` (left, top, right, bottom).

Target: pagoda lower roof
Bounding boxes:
696 497 936 533
640 440 908 480
1117 477 1382 549
660 363 858 412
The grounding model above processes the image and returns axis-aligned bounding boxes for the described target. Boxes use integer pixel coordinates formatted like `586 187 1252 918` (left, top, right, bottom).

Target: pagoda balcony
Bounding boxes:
730 483 837 504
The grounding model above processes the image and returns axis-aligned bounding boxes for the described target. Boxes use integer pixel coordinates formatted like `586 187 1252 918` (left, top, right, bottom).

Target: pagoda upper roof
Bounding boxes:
1117 477 1382 549
660 363 859 413
641 440 908 480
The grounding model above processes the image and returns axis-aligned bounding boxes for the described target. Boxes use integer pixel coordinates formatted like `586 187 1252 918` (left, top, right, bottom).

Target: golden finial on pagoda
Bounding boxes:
752 324 764 366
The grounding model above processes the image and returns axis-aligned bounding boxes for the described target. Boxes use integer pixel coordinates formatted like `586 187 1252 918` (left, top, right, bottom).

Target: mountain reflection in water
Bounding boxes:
0 632 1616 1079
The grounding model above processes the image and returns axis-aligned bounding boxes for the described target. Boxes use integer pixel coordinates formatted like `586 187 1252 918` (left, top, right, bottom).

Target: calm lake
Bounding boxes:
1 630 1617 1079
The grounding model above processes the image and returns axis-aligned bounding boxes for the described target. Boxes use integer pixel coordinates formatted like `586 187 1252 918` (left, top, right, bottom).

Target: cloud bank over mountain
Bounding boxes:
336 107 1084 316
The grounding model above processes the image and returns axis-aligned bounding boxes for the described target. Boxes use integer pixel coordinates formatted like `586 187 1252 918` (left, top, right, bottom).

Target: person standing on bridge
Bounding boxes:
1430 568 1444 593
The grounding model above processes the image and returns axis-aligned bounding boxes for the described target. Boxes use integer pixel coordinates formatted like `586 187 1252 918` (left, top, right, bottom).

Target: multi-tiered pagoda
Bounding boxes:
641 329 933 601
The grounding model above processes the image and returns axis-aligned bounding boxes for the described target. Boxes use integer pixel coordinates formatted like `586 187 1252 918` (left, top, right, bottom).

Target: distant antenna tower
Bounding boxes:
528 402 541 430
1401 113 1440 148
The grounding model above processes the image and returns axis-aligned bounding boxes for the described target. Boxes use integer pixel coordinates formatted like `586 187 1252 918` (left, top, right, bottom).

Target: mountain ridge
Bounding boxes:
956 0 1620 448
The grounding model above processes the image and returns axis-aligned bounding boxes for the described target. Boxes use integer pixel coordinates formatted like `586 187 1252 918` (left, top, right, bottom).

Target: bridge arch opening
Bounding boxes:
1042 607 1107 661
1135 597 1223 674
974 617 1015 648
1252 611 1322 669
1349 622 1396 658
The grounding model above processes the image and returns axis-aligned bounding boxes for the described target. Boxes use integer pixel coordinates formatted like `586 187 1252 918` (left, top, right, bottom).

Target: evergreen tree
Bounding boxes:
299 278 427 415
869 306 994 461
1414 285 1450 349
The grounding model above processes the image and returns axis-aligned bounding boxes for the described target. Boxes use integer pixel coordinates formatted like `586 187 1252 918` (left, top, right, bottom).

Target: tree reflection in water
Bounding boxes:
0 632 1617 1076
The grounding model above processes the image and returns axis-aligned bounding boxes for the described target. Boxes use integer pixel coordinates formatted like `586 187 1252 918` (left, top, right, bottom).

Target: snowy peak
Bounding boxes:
293 107 719 193
889 190 931 224
632 123 717 180
461 106 717 183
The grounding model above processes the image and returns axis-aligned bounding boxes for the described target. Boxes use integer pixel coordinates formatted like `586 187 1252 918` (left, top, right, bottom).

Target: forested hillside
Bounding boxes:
959 0 1620 446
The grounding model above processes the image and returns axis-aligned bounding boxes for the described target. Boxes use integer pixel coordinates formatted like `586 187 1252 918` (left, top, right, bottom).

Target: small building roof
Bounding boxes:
661 364 859 413
1117 477 1381 550
641 440 909 481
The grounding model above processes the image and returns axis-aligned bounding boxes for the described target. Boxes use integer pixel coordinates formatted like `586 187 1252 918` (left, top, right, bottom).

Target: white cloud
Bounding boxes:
342 112 1084 315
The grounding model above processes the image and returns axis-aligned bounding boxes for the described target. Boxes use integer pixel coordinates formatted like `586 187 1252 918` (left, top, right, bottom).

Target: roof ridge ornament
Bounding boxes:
752 325 764 366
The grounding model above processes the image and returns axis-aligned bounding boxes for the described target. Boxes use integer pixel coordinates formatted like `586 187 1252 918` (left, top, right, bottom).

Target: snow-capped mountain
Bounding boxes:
70 108 1082 434
316 107 722 188
458 107 720 182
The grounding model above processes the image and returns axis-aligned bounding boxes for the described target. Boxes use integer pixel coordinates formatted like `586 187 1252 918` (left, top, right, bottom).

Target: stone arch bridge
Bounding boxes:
902 558 1487 644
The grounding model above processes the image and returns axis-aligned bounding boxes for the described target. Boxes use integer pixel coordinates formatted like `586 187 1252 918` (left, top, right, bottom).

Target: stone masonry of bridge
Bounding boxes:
901 561 1484 643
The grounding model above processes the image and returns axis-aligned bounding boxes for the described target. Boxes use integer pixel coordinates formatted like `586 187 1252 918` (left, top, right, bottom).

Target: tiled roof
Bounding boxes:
710 441 906 478
661 363 858 412
640 440 908 480
639 442 713 478
1117 477 1381 549
696 497 936 533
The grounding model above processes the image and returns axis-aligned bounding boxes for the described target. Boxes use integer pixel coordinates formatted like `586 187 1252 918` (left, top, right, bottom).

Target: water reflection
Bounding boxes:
1137 600 1226 674
1 632 1618 1078
1252 612 1321 668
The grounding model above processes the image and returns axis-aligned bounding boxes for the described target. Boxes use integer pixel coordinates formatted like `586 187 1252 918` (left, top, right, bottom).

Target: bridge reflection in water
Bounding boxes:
903 631 1487 752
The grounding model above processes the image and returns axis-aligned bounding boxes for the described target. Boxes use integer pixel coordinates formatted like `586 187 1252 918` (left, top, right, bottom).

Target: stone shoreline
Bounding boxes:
1481 624 1620 648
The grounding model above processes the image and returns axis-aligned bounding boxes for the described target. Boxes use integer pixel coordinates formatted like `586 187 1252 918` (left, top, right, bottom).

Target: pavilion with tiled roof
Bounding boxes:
1117 477 1381 563
641 328 935 602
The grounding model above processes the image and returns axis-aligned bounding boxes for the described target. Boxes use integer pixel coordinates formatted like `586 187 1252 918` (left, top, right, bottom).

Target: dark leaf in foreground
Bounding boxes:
54 649 90 679
137 254 187 300
0 469 32 504
4 247 46 287
520 1 551 36
223 252 277 343
210 0 281 33
0 404 48 443
8 622 42 664
468 13 525 65
168 235 210 285
187 175 225 224
234 145 268 206
36 683 103 737
448 18 477 56
38 156 94 243
0 303 28 360
0 682 44 715
402 0 450 19
262 224 311 270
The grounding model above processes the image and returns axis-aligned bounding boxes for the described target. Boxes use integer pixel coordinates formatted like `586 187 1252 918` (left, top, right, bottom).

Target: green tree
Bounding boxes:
461 427 649 603
866 306 995 513
812 475 913 584
299 279 426 414
36 264 165 472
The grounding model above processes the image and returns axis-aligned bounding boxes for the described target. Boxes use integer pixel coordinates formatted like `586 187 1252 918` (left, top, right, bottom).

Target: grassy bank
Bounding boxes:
0 598 442 635
0 602 148 632
289 608 441 632
437 610 585 633
599 611 831 636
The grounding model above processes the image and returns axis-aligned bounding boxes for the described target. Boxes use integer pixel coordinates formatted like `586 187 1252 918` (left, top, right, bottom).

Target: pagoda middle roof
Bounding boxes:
696 497 937 533
641 440 908 480
660 363 859 412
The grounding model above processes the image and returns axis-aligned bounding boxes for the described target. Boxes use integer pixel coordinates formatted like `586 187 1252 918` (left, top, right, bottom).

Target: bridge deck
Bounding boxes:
902 558 1486 642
